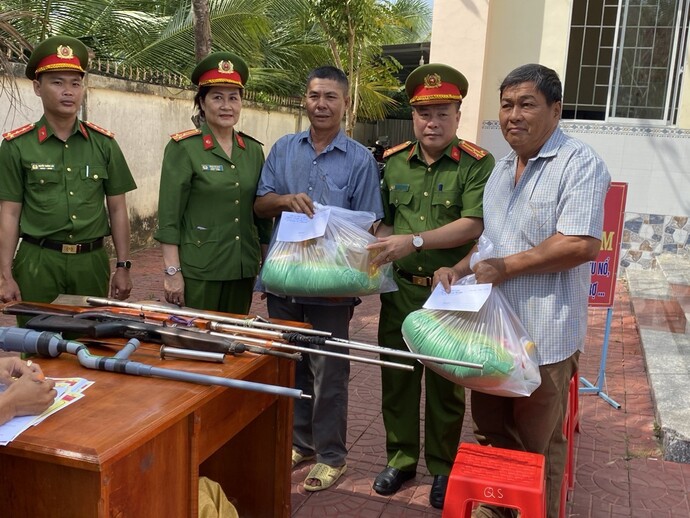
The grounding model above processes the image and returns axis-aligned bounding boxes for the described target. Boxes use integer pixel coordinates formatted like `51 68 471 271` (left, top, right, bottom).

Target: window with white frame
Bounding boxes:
563 0 690 124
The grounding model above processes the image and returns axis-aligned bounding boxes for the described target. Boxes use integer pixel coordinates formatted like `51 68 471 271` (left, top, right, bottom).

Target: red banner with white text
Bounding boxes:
588 182 628 308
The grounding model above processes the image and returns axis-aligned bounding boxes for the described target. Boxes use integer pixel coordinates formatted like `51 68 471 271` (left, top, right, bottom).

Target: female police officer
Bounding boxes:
154 52 271 314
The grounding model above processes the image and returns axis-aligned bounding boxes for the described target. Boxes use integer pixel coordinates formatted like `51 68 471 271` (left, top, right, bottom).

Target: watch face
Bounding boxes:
165 266 180 275
413 235 424 248
117 260 132 269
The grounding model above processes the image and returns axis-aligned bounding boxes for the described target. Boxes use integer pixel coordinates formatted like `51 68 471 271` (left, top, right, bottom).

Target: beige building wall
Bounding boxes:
429 0 490 141
432 0 572 141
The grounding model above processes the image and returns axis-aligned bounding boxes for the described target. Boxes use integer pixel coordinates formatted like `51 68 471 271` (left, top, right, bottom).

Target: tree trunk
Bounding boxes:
192 0 212 62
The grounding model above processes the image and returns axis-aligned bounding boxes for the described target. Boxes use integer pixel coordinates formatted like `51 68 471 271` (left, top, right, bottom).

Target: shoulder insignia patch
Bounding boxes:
171 128 202 142
383 140 413 159
459 140 489 160
2 123 35 141
238 131 263 147
85 121 115 138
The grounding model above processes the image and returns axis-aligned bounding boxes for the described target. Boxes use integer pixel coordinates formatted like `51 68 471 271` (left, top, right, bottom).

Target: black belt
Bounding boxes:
22 235 104 254
394 265 433 287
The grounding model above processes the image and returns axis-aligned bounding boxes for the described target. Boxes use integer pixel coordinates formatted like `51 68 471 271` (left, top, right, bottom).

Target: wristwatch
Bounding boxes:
164 266 182 276
116 260 132 269
412 234 424 252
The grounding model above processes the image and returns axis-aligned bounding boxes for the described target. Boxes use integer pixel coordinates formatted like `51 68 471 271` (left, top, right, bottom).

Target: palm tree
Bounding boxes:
0 0 431 121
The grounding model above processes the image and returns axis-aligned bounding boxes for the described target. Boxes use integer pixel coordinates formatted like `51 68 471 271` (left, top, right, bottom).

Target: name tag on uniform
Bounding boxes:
201 164 224 172
392 183 409 191
31 163 56 171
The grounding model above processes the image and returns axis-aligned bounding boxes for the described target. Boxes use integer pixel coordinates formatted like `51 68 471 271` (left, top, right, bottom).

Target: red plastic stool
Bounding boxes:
561 372 579 517
443 443 546 518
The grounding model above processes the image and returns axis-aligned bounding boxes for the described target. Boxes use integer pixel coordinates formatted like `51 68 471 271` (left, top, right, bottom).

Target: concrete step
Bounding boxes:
625 258 690 463
657 253 690 287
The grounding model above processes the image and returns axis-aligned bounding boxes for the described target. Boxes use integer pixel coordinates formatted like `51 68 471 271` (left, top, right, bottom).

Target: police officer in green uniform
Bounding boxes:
0 35 137 320
369 64 495 509
154 52 271 314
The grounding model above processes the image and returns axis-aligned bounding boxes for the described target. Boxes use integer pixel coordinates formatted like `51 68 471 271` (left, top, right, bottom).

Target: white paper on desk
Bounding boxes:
0 385 67 445
276 209 330 242
423 283 492 312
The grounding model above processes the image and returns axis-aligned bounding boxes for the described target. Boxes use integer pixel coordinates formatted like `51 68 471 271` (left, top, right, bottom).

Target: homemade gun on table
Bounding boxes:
23 313 302 363
3 298 485 371
1 301 419 371
0 326 309 400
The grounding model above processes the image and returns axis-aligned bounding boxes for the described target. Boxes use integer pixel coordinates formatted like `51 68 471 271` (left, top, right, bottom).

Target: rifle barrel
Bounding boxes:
208 322 483 370
85 297 332 337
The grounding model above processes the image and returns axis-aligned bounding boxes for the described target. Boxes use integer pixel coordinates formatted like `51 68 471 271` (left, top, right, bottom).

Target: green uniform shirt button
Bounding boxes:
64 144 68 148
71 215 77 219
427 167 432 173
417 266 423 272
235 200 239 204
69 234 73 239
93 174 99 179
69 191 74 195
66 167 71 172
423 192 428 196
420 216 425 221
235 236 240 240
230 165 235 169
445 200 450 205
234 218 239 223
39 179 45 184
395 198 399 203
235 182 239 187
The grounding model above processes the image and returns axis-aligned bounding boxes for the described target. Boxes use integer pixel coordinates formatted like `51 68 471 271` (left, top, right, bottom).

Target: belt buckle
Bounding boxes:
61 244 78 254
412 275 430 287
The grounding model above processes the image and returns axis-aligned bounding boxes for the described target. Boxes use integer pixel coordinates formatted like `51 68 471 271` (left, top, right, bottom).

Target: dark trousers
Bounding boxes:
267 294 352 467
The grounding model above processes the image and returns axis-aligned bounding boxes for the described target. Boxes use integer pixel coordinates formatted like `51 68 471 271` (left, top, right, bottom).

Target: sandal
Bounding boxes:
303 462 347 492
291 449 315 469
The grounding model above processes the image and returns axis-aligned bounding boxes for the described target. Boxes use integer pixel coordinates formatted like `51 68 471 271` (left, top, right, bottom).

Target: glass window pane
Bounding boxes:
572 0 587 24
587 0 605 25
583 28 602 65
564 0 687 122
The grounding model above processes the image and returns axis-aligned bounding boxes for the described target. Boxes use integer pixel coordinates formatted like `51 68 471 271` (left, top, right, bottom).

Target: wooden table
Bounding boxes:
0 338 294 517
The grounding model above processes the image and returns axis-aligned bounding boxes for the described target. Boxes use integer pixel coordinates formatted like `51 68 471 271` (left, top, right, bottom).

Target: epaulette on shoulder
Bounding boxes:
238 131 263 146
171 128 202 142
383 140 413 159
459 140 489 160
85 121 115 138
2 123 35 141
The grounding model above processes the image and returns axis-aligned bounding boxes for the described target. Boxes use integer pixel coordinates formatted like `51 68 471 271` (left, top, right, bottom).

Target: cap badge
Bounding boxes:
57 45 74 60
423 73 442 89
218 60 234 74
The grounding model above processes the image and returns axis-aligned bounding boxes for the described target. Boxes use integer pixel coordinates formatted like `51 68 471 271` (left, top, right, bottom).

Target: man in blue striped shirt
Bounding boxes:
435 64 611 518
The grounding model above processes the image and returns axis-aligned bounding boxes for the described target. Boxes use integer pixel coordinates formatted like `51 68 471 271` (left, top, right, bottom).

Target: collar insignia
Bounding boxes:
423 73 442 89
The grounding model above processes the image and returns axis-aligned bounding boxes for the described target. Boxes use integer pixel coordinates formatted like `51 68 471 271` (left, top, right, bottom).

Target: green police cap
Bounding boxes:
191 51 249 89
26 35 89 80
405 63 469 106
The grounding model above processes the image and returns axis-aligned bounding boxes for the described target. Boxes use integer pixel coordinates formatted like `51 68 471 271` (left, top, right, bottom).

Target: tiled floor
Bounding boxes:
3 244 690 517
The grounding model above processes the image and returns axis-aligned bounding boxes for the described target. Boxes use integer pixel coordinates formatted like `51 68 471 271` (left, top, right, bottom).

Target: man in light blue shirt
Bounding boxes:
255 66 383 492
435 64 610 518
